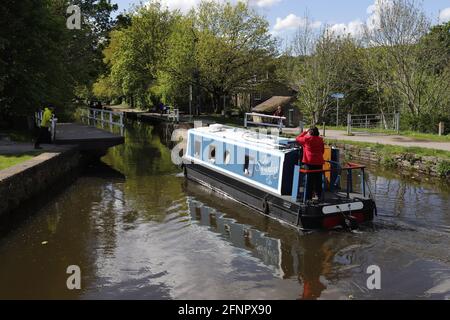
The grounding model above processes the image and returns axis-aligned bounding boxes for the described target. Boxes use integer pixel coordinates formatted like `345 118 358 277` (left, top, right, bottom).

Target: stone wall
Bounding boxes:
332 143 450 179
0 146 82 218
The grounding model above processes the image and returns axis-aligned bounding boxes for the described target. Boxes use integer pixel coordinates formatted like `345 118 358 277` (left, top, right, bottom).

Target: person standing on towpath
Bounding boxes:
34 106 54 149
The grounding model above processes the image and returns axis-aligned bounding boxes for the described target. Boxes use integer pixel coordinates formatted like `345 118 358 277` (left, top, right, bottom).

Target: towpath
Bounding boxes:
282 128 450 152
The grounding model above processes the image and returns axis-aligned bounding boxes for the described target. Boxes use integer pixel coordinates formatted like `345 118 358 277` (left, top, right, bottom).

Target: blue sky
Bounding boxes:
113 0 450 38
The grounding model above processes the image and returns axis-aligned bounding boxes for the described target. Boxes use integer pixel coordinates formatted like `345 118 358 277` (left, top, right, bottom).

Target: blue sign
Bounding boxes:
331 93 344 99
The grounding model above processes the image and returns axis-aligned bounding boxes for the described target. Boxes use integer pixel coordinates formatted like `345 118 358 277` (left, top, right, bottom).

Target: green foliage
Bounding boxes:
98 0 276 112
380 155 397 168
436 161 450 177
0 0 117 125
0 152 42 171
280 2 450 132
105 2 176 109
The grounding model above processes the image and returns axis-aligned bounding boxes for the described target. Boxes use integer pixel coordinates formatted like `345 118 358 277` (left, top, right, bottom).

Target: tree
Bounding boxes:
0 0 71 120
162 0 276 113
364 0 429 115
0 0 118 124
105 2 176 108
291 12 319 57
364 0 450 131
359 45 399 125
289 29 342 124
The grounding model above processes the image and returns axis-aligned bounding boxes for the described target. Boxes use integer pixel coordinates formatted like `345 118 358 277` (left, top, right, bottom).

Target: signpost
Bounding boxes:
331 93 344 126
189 84 193 116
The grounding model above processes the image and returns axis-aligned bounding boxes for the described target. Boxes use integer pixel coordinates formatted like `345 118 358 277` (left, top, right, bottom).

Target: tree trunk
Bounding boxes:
213 93 221 114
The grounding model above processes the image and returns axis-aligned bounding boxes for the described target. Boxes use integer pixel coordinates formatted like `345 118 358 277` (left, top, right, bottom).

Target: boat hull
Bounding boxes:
184 163 375 231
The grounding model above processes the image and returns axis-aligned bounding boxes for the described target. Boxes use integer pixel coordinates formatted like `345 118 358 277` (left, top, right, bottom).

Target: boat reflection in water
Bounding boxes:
185 181 352 300
188 199 284 277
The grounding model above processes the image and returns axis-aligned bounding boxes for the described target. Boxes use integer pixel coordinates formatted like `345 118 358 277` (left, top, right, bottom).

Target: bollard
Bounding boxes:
347 114 352 135
438 122 444 136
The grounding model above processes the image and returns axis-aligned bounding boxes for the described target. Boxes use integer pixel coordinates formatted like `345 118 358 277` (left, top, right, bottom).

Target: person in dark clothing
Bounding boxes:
34 106 53 149
273 105 283 117
273 105 284 125
296 127 325 200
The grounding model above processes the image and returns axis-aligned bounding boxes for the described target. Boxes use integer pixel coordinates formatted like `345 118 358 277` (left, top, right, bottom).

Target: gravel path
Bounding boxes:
282 128 450 152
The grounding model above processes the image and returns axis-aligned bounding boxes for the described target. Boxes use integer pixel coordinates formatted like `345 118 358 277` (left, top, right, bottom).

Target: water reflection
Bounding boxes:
366 166 450 232
183 183 364 300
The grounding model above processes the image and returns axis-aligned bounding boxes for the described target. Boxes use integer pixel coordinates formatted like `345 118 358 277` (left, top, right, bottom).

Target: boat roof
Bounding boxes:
189 124 297 150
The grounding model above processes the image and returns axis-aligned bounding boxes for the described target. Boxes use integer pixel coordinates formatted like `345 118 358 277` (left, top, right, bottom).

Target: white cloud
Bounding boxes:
248 0 282 8
366 0 393 30
273 14 322 32
328 0 392 38
158 0 202 13
439 7 450 23
155 0 281 13
330 19 364 37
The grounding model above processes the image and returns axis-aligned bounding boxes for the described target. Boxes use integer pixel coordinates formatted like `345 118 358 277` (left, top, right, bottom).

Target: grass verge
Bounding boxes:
0 152 41 171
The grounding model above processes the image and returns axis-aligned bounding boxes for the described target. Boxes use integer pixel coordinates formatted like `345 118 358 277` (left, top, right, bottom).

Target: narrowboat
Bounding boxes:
181 124 376 231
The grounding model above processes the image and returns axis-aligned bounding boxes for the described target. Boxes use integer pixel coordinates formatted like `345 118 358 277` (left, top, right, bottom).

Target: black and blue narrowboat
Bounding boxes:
182 124 376 230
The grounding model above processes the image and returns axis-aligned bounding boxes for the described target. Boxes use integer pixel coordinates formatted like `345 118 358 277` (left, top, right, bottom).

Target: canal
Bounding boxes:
1 122 449 299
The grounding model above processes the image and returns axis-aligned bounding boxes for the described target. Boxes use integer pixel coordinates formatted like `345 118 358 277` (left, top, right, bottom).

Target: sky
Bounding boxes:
113 0 450 40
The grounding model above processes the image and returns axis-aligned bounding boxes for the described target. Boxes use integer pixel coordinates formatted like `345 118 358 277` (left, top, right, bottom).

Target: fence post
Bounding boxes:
395 112 400 133
439 122 445 136
244 114 248 128
347 113 351 135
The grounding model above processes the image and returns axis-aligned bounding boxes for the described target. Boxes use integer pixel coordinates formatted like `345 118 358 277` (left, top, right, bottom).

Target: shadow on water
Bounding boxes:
0 120 449 299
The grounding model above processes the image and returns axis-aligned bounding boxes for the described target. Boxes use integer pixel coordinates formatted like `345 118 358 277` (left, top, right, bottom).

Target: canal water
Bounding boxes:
1 122 449 299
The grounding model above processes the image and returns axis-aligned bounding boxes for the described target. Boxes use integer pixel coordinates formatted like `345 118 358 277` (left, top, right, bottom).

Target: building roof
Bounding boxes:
252 96 294 113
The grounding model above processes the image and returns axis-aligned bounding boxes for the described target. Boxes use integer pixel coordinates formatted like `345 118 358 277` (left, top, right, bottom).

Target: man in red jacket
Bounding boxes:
296 127 324 200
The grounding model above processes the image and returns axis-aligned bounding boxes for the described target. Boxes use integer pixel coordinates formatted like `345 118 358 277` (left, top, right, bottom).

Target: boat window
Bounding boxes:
194 140 201 158
209 145 216 163
244 155 254 176
224 151 231 164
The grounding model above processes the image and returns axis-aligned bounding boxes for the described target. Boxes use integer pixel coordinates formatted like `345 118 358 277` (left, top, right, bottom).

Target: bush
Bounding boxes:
437 161 450 177
401 112 450 134
381 155 397 168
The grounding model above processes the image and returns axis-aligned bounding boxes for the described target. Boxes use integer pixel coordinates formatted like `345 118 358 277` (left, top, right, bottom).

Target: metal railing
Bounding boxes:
291 161 367 203
167 108 180 123
83 108 124 128
244 112 286 131
347 112 400 134
35 111 58 142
